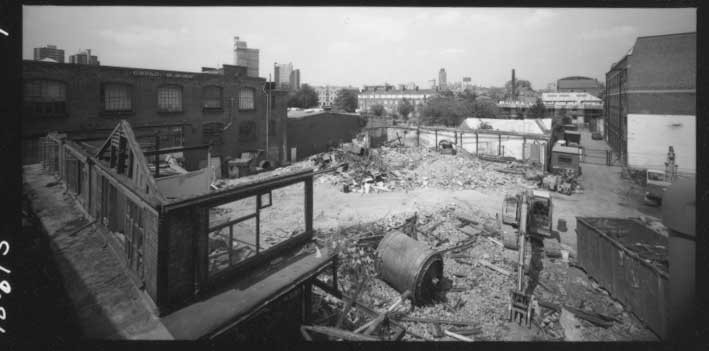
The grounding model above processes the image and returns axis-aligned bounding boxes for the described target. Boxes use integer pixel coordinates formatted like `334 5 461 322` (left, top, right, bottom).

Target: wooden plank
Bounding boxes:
302 326 381 341
478 259 512 276
444 329 474 341
393 316 478 326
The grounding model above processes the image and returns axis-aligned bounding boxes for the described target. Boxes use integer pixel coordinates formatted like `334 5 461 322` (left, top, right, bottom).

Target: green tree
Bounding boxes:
529 98 547 119
397 98 414 121
504 79 534 100
370 104 385 117
333 89 359 113
469 100 500 119
287 84 319 108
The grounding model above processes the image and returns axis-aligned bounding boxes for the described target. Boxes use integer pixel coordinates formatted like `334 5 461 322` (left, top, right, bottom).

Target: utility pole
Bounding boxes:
266 73 271 160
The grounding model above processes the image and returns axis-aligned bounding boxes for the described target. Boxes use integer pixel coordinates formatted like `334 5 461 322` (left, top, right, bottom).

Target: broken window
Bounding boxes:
208 196 259 276
206 183 307 277
103 83 133 112
23 79 67 116
203 86 223 110
125 199 145 280
259 184 305 251
157 85 183 112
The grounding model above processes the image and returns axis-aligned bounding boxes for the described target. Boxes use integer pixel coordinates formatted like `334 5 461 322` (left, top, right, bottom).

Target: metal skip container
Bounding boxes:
375 230 444 306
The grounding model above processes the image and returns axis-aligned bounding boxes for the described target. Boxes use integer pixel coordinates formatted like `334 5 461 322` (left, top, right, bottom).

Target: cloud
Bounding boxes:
579 25 637 40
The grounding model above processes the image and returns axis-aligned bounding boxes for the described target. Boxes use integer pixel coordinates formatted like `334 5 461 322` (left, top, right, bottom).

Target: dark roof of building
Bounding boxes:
23 59 267 81
557 76 600 90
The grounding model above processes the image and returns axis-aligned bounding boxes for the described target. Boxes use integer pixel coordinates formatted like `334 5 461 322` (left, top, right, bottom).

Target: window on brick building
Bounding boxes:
203 86 223 110
157 85 183 112
239 88 255 110
23 80 67 115
102 83 133 112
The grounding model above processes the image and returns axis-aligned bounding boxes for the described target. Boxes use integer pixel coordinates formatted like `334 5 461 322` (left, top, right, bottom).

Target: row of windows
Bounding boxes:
23 80 258 115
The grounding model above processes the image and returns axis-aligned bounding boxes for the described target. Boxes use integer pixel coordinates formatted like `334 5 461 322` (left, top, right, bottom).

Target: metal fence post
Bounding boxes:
475 132 479 155
435 130 438 150
498 134 502 156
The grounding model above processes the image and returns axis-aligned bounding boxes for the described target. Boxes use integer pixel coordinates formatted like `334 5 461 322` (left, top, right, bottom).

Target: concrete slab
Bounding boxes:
22 164 173 340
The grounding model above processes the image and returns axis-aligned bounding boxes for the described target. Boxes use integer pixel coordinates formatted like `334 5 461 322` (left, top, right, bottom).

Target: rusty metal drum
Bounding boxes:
375 230 443 306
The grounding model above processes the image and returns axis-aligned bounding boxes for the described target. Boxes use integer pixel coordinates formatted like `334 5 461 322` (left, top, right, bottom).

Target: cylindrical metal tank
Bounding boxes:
375 230 443 306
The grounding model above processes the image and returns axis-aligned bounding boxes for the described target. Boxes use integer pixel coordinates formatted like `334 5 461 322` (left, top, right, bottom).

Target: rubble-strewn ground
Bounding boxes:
221 129 665 341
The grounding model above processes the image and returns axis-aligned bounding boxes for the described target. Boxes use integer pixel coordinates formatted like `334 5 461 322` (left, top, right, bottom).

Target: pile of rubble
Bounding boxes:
310 146 541 194
307 207 657 341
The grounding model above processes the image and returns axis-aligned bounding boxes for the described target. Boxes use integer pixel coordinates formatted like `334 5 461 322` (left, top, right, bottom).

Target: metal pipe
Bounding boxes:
517 193 528 291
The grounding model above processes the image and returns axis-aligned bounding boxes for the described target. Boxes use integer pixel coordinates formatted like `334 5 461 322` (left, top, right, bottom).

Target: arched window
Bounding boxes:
239 88 255 110
157 85 183 112
102 83 133 112
23 80 67 115
203 86 223 110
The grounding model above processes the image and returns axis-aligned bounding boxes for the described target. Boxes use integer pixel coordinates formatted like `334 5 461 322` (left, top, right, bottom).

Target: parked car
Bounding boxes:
591 132 603 140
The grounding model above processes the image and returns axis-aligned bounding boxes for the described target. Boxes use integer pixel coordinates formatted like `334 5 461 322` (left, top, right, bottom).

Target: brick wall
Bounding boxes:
287 113 364 161
22 61 287 162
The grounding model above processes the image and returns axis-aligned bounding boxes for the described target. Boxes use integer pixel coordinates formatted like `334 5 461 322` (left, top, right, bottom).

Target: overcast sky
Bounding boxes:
23 6 696 89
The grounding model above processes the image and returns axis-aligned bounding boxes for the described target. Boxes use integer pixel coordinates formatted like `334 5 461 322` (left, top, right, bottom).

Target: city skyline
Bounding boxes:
23 6 695 89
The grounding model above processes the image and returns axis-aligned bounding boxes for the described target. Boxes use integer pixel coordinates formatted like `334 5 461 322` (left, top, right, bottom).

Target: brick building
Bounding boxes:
22 60 289 170
604 32 696 173
34 44 65 63
357 86 434 118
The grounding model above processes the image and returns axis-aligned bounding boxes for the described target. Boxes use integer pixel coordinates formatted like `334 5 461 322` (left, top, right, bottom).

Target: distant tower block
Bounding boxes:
233 36 260 78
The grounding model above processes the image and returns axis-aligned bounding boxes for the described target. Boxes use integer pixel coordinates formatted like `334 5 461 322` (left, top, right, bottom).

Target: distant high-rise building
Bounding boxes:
290 69 301 90
429 79 436 89
69 49 99 65
33 44 65 63
438 68 447 89
233 36 259 78
274 63 301 91
274 62 293 89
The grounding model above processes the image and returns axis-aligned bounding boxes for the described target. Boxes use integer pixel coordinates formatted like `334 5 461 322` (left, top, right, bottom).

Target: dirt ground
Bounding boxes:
217 127 665 341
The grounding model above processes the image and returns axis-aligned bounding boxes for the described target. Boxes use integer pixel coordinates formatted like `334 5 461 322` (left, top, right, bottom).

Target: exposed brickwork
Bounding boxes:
22 60 287 162
287 112 364 161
